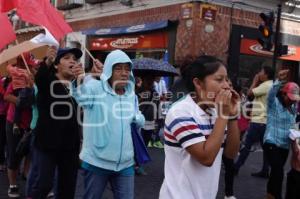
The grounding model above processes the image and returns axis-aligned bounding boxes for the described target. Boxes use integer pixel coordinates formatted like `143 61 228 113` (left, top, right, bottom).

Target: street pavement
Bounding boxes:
0 148 290 199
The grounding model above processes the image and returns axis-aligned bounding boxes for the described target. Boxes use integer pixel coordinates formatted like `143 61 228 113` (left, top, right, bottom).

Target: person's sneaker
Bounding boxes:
147 142 153 148
224 196 237 199
47 191 55 198
251 171 269 178
153 141 164 148
8 185 20 198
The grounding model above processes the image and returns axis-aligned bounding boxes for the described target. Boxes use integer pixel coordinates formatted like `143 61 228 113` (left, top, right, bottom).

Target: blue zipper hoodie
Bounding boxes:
72 50 145 171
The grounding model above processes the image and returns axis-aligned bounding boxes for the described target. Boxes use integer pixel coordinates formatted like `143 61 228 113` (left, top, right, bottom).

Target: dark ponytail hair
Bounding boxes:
183 55 225 92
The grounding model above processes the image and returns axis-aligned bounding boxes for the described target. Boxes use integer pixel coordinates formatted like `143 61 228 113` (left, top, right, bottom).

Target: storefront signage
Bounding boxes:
83 20 168 36
95 28 112 35
200 4 217 21
181 3 193 19
89 32 168 50
240 38 300 61
110 38 139 49
126 24 146 33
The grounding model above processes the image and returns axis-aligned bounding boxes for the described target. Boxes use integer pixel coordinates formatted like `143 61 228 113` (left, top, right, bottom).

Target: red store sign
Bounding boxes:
240 38 300 61
89 32 168 50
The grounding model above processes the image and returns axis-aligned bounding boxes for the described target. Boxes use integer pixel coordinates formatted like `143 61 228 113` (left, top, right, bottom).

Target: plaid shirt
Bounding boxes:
264 80 297 149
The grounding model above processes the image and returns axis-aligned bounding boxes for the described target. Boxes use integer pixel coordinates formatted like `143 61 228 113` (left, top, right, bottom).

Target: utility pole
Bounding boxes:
272 3 282 72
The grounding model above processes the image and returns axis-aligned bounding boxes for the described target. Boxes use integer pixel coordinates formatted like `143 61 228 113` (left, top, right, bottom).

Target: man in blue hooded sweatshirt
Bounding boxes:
71 49 145 199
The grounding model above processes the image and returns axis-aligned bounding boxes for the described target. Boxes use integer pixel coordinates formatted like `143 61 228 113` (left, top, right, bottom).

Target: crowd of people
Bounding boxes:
0 46 299 199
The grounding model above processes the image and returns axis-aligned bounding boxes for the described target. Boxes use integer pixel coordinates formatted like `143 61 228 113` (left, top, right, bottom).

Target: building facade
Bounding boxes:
4 0 300 87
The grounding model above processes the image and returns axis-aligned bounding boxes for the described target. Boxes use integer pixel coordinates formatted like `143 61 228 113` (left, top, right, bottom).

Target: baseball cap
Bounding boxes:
281 82 300 101
54 47 82 65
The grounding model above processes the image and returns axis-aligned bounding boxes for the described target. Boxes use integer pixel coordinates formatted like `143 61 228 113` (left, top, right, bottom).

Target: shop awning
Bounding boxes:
82 20 169 36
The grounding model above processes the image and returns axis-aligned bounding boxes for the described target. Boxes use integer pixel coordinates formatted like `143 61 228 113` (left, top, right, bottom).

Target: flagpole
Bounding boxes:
71 34 96 62
84 46 96 62
15 39 32 75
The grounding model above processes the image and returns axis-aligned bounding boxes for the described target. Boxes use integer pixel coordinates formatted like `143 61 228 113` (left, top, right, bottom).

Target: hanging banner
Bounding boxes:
240 38 300 61
89 32 168 50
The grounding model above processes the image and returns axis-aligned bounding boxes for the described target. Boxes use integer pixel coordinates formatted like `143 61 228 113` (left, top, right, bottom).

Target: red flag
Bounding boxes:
0 13 16 50
0 0 17 12
16 0 72 41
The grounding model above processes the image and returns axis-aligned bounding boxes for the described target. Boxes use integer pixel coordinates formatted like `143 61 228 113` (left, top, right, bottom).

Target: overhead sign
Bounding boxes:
89 32 168 50
82 20 169 36
240 38 300 61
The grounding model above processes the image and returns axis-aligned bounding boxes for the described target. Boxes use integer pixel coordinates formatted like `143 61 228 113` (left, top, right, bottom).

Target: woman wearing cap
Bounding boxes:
263 69 299 199
30 47 102 198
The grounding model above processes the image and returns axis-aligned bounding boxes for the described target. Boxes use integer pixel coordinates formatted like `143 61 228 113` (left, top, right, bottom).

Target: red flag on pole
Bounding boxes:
0 13 16 50
0 0 17 12
16 0 72 41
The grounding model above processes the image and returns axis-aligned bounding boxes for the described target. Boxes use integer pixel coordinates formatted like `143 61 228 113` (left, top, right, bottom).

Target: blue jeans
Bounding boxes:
234 122 269 173
31 147 78 199
26 135 57 197
83 169 134 199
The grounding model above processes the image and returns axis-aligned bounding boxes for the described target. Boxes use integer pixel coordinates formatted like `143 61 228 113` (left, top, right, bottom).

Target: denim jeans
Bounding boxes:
26 135 57 197
31 147 78 199
234 122 269 173
83 169 134 199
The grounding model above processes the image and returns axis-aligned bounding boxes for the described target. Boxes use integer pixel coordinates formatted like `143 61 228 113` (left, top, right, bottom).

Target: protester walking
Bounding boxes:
30 47 83 199
72 49 145 199
4 54 35 198
263 69 299 199
159 56 240 199
234 66 274 178
223 79 241 199
137 75 163 149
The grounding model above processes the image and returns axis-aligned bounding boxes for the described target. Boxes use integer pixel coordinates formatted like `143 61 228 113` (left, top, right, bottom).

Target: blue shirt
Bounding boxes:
264 80 297 149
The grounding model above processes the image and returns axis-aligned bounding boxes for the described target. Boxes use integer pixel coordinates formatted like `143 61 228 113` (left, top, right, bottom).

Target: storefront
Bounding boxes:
82 20 177 69
228 24 300 90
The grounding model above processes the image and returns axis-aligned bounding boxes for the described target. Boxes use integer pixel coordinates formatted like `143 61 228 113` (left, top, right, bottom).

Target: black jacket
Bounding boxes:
34 62 80 152
137 88 160 122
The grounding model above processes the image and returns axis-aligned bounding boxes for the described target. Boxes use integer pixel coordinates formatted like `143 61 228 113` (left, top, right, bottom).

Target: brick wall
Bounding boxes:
69 2 262 64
